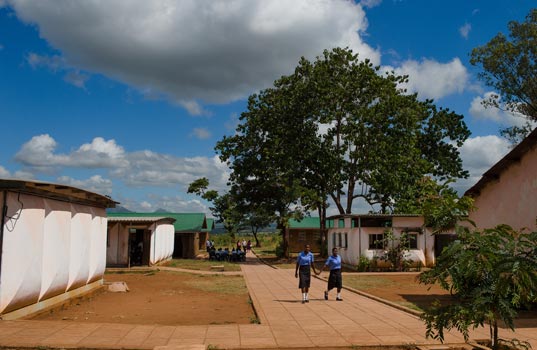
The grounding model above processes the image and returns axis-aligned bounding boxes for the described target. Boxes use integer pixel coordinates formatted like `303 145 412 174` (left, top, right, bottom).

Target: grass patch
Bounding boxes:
163 258 242 271
184 274 248 295
344 275 397 290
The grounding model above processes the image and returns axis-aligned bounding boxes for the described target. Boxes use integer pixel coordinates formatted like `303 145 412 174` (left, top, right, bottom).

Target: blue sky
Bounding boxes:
0 0 535 214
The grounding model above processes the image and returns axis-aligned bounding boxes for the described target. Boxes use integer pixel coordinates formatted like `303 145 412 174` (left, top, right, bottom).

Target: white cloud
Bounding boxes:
63 71 89 89
56 175 113 195
14 135 230 193
192 127 211 140
459 23 471 39
15 135 128 170
118 194 208 213
111 152 230 192
140 201 153 210
8 0 380 114
360 0 382 8
469 91 536 128
453 135 511 193
27 52 64 71
27 53 89 90
384 57 468 100
0 166 10 178
0 166 35 180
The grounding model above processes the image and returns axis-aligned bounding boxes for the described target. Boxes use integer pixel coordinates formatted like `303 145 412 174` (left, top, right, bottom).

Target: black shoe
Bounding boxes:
302 300 305 304
324 291 328 300
305 299 309 303
336 297 343 301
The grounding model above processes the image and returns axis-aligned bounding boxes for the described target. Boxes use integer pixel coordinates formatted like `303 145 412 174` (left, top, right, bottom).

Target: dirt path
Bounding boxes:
33 271 255 326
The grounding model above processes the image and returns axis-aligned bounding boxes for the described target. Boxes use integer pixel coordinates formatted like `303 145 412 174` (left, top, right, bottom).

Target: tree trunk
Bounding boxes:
277 217 289 258
251 226 260 247
318 200 328 258
492 320 498 350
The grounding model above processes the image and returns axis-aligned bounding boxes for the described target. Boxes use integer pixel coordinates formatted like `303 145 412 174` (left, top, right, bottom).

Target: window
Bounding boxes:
332 233 336 247
407 233 418 249
338 218 345 228
369 233 384 249
333 232 348 248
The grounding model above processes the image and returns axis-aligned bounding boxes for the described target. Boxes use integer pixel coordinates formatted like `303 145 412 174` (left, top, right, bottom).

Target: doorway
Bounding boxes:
434 234 457 258
173 233 184 258
129 229 150 266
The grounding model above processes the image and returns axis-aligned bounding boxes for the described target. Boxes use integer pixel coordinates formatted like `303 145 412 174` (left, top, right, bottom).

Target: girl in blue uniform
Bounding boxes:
294 244 317 303
317 247 343 301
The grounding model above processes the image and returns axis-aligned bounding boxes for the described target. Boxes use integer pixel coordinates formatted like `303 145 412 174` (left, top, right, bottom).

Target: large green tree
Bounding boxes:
470 9 537 143
216 48 470 254
216 76 324 255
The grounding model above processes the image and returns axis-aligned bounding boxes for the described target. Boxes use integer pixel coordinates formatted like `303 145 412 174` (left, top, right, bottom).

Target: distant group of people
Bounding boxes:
206 238 252 262
236 239 252 252
295 244 343 304
208 246 246 262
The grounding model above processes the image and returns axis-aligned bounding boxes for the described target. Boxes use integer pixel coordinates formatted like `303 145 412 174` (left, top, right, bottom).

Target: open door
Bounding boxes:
142 229 151 266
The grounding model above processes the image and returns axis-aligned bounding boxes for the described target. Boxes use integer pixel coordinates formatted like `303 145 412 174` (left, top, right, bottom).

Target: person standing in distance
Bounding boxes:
317 247 343 301
295 244 317 304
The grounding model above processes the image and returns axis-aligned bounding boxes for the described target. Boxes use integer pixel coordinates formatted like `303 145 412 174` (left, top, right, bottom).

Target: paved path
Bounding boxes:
0 253 535 349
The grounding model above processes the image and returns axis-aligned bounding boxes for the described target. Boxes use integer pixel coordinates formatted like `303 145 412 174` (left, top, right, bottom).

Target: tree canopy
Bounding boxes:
470 8 537 142
216 48 470 222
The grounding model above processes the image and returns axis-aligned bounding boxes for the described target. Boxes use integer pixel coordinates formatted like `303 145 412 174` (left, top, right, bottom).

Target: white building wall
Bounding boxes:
40 200 71 301
0 192 107 314
328 216 442 268
149 222 175 265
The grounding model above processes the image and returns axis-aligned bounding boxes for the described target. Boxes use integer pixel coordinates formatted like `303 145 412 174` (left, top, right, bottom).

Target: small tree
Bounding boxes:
418 225 537 349
376 229 412 272
187 178 242 239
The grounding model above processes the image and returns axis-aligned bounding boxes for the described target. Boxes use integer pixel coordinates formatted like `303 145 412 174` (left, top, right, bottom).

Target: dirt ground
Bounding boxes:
344 273 451 310
345 273 537 328
33 271 255 326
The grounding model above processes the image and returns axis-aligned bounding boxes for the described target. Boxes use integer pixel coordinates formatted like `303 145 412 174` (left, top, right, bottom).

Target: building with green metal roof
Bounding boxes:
286 217 323 253
107 212 209 260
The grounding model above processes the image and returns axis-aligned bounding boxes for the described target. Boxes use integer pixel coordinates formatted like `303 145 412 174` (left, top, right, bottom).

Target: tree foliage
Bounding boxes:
395 177 474 233
418 225 537 349
470 9 537 142
187 178 241 237
216 47 470 223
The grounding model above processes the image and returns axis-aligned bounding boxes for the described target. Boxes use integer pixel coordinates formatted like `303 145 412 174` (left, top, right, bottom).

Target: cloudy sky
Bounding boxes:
0 0 534 214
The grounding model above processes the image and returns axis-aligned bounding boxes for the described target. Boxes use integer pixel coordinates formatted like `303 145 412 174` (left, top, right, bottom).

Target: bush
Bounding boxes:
357 256 371 272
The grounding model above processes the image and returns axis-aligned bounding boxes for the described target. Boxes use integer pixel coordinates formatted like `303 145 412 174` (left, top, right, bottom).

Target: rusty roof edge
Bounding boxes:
0 178 118 208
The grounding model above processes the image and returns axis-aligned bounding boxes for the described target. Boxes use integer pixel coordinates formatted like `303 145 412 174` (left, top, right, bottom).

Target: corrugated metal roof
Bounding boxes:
465 127 537 197
203 218 215 232
326 213 420 220
0 178 118 209
107 216 175 223
107 212 206 231
289 217 320 228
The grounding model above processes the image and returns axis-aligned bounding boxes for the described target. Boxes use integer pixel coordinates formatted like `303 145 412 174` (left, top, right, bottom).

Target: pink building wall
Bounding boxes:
469 143 537 232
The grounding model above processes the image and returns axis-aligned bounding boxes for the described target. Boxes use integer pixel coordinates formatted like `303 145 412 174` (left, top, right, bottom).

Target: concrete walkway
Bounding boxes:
0 253 535 349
